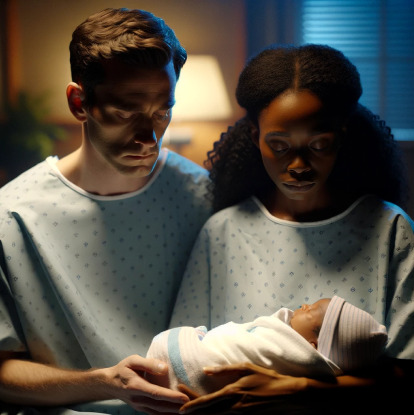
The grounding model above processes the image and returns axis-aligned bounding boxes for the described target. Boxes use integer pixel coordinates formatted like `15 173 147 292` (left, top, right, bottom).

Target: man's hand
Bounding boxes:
0 352 189 414
104 354 189 414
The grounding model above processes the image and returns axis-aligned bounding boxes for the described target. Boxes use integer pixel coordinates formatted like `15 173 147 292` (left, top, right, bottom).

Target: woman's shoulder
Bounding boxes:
358 195 413 224
203 197 260 226
200 194 414 235
337 195 414 244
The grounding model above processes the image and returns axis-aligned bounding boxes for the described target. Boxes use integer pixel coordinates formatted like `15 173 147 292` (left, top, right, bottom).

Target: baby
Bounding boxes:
146 296 387 394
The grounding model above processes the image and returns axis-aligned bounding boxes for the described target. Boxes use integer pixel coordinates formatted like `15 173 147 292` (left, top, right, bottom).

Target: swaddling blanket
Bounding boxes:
146 308 341 394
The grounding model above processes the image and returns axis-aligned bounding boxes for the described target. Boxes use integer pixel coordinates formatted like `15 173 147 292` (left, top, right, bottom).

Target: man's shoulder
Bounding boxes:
0 160 53 231
0 159 52 195
163 150 209 180
153 150 212 214
0 159 59 217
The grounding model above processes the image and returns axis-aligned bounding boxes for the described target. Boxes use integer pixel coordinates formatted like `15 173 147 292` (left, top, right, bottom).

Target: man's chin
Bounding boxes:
116 159 158 178
121 165 155 177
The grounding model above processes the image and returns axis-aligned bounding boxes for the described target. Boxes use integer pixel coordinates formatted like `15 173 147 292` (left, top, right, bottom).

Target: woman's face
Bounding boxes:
255 89 343 219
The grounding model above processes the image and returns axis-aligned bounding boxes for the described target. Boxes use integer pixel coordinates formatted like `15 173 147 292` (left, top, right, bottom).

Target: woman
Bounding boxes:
171 44 414 413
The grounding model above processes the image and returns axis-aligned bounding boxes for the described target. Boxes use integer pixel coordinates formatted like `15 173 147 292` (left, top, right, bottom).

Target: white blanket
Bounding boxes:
146 309 341 394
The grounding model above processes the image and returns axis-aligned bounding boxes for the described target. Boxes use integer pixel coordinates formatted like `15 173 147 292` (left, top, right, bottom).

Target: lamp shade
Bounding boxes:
172 55 232 121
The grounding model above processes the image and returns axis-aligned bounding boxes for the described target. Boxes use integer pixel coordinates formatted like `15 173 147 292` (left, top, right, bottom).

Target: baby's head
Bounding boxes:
291 296 388 372
290 298 331 349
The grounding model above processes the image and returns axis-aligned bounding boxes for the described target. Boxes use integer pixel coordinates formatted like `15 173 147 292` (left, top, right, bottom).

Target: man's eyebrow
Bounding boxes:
109 97 176 111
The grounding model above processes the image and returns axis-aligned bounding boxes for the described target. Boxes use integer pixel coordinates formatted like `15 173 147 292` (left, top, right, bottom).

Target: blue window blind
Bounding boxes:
302 0 414 140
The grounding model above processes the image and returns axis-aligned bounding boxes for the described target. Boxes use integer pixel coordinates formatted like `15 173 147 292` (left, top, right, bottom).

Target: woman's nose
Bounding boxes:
287 153 311 175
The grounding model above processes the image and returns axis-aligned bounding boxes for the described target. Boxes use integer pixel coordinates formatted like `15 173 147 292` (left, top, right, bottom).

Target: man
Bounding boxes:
0 8 212 414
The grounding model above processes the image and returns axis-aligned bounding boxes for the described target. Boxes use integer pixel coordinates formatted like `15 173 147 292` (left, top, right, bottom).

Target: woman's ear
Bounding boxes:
66 82 87 121
251 122 260 148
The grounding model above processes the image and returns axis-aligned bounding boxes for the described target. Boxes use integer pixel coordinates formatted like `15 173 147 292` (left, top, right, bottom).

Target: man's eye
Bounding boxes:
117 110 135 119
153 109 171 122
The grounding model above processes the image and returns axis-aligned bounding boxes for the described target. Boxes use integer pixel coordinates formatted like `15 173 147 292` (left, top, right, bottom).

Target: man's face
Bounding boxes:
83 60 177 178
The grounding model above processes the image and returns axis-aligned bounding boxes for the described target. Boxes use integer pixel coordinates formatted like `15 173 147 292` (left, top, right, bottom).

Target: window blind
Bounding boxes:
302 0 414 140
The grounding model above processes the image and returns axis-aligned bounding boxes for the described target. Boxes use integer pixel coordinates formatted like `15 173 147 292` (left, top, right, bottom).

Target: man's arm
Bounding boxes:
0 351 109 405
0 352 189 413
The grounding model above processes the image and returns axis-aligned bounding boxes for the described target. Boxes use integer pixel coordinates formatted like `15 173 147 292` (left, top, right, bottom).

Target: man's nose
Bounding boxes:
133 130 157 146
132 117 158 145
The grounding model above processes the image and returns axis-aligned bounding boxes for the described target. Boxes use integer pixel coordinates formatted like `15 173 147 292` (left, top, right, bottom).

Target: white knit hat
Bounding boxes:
318 296 388 373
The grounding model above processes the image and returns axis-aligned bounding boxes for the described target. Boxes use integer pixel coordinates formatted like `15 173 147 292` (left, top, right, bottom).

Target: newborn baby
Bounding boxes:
146 296 387 394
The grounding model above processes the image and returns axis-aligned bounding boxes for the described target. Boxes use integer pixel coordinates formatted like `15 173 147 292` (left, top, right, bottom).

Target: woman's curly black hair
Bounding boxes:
206 44 408 212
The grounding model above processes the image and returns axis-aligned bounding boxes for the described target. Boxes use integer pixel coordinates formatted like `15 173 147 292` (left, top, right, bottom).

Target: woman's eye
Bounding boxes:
309 137 332 151
268 140 289 153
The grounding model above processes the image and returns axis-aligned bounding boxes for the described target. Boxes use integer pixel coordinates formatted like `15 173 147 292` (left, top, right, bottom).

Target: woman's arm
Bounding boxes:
179 359 412 414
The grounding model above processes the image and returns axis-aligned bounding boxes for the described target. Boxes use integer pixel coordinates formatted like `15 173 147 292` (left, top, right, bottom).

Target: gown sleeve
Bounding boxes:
384 212 414 359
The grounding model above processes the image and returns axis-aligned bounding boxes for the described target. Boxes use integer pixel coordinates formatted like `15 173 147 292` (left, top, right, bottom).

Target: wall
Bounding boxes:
3 0 414 217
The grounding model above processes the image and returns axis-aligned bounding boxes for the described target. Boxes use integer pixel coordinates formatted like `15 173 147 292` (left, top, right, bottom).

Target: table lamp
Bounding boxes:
165 55 232 145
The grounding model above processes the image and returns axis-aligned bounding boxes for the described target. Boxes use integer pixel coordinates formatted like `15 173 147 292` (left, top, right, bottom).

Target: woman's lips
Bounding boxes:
283 182 316 192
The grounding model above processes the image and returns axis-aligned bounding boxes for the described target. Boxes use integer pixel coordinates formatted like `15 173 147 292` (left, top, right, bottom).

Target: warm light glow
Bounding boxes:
172 55 232 122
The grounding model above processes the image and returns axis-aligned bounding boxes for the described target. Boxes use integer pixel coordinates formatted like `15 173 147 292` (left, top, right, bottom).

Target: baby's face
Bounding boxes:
290 298 331 348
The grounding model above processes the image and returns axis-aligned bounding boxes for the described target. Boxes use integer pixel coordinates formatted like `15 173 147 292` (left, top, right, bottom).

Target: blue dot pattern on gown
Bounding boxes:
171 195 414 361
0 149 212 370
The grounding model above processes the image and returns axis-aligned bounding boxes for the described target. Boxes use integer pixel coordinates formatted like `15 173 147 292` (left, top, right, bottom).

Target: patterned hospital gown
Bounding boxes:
0 149 212 370
171 195 414 360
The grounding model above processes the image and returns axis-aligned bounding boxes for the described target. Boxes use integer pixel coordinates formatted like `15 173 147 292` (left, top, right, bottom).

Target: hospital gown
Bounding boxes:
171 195 414 360
0 149 212 414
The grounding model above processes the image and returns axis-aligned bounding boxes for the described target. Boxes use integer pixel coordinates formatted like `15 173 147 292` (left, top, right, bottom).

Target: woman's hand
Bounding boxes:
177 362 390 414
178 362 315 414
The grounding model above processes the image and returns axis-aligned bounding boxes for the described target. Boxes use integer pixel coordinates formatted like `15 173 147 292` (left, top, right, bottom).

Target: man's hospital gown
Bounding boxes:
171 195 414 360
0 149 212 414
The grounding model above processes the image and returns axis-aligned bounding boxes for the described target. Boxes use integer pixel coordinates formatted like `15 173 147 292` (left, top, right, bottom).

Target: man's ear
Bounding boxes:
66 82 87 121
